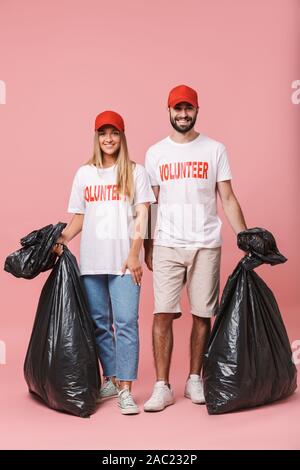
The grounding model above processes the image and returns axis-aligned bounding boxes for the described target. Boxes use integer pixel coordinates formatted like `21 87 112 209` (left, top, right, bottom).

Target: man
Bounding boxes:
143 84 247 412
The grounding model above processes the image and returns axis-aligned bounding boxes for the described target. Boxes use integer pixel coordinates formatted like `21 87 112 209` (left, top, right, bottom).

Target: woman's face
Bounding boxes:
98 125 121 156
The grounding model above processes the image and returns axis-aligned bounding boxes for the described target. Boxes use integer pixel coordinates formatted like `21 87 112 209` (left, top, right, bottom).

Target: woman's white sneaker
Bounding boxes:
144 381 175 412
184 374 205 404
118 387 140 415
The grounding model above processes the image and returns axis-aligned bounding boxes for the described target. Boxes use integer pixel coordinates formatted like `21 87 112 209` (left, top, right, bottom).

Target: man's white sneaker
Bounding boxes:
144 381 175 412
97 379 119 402
118 387 140 415
184 374 205 404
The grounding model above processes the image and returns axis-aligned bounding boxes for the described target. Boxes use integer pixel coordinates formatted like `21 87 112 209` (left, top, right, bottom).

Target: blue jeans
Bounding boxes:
81 274 140 381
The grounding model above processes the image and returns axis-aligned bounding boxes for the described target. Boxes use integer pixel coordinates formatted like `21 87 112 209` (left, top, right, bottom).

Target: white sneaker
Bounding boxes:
184 374 205 404
118 387 140 415
97 378 119 402
144 381 175 412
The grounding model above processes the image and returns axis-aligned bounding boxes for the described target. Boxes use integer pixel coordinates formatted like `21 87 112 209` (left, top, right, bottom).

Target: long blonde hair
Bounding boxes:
86 131 135 202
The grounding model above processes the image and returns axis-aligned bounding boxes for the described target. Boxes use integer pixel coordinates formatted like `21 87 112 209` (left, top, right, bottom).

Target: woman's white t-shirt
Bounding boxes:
145 134 232 248
67 163 156 275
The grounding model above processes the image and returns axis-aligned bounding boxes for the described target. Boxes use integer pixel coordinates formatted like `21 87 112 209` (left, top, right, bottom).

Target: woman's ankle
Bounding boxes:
119 380 132 391
104 376 117 386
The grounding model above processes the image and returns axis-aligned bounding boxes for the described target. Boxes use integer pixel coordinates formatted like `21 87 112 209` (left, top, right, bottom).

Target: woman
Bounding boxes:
53 110 156 414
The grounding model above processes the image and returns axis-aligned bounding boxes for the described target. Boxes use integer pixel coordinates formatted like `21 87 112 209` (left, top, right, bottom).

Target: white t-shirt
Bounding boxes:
145 134 232 248
67 163 156 275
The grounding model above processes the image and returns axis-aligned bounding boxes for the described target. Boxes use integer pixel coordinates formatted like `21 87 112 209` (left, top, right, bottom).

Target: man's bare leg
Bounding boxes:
189 315 211 376
144 313 177 411
183 315 211 404
152 313 177 383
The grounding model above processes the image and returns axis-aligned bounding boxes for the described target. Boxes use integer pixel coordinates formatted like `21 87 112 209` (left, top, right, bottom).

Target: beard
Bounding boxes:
169 112 198 134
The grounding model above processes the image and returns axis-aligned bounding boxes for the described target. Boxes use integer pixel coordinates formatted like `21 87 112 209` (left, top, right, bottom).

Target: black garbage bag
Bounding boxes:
4 222 67 279
23 246 101 417
203 228 297 414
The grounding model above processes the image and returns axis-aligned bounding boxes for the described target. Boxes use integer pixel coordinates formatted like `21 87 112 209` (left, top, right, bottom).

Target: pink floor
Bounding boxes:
1 313 299 450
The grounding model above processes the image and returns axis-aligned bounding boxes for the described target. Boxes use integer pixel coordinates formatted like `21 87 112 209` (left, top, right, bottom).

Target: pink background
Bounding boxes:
0 0 299 450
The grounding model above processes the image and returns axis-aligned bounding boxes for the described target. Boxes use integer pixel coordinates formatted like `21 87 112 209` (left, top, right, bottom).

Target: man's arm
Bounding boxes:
144 186 159 271
217 180 247 234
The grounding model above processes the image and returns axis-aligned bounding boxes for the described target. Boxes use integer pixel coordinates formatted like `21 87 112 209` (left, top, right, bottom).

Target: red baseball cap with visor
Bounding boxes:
167 85 199 108
94 110 125 132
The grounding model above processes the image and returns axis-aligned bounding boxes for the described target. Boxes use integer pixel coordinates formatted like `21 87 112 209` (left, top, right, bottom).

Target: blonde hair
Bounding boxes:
86 131 135 202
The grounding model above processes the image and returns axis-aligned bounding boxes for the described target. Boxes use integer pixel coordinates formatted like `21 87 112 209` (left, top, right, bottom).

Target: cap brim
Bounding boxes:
168 97 198 108
95 122 123 132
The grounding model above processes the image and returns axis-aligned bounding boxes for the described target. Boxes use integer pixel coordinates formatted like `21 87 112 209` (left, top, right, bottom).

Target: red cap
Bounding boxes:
167 85 199 108
94 110 125 132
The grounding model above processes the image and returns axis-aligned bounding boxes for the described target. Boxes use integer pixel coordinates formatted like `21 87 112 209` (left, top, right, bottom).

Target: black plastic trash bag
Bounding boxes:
23 246 101 417
4 222 66 279
203 228 297 414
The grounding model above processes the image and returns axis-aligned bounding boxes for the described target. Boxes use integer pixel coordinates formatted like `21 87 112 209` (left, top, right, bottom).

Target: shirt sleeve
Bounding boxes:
67 168 86 214
144 148 159 186
216 145 232 182
133 165 157 206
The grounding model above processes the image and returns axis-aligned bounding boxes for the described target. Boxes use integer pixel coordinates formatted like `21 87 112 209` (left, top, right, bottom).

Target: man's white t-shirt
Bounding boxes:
145 134 232 249
67 163 156 275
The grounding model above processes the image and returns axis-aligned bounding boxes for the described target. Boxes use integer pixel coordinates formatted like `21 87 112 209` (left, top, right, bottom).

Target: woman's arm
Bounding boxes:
121 202 150 285
53 213 84 255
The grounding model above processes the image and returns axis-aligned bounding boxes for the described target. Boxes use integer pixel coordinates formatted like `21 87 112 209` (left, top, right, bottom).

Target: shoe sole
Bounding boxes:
184 392 205 404
144 401 175 412
119 408 140 415
97 393 119 403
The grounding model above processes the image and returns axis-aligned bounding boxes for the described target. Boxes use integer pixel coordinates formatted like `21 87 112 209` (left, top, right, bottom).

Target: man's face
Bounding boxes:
169 102 198 133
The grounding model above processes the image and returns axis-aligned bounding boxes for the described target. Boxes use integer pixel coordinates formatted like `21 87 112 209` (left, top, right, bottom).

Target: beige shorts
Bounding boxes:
153 245 221 318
